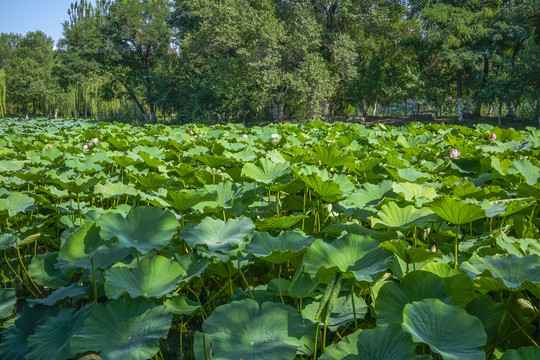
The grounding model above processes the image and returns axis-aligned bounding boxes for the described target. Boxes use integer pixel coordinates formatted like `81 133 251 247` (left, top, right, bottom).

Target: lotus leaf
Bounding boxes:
371 201 437 229
194 299 305 360
70 297 172 360
98 206 179 253
105 255 184 299
244 230 314 264
0 288 16 318
304 234 394 282
319 323 416 360
402 299 487 360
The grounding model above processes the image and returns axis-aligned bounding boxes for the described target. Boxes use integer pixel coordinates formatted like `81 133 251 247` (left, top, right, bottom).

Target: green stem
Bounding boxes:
91 257 97 304
351 281 358 330
454 224 461 269
278 263 284 304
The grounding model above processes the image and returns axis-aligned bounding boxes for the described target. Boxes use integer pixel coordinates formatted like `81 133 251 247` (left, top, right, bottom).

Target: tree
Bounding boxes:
0 69 5 118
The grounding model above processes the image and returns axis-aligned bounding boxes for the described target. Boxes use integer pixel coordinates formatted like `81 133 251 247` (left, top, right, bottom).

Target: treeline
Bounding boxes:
0 0 539 124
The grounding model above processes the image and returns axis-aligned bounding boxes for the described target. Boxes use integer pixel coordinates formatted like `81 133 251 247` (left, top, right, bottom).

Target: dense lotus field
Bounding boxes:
0 118 539 360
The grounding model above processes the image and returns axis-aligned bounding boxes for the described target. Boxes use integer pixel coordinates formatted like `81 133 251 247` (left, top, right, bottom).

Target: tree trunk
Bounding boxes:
488 103 493 117
506 101 516 117
362 99 368 117
457 69 463 122
119 79 150 124
473 97 482 117
372 99 378 116
465 87 471 115
150 103 157 124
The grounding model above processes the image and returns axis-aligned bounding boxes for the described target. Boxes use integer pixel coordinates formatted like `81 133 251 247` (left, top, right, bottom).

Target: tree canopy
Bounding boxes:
0 0 539 124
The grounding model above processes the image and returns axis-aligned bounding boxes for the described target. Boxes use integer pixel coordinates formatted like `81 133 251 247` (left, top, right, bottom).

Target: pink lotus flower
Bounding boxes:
242 134 248 139
189 129 194 135
318 159 323 166
489 133 496 141
92 137 99 144
449 148 461 159
82 144 89 152
431 244 437 253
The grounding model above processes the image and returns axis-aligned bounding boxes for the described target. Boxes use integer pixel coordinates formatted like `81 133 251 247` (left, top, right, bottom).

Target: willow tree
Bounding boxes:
0 69 5 118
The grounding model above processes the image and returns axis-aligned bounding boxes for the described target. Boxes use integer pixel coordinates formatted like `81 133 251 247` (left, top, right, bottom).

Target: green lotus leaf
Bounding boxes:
183 217 254 255
312 143 356 168
241 158 291 184
28 252 78 289
319 323 416 360
302 292 367 331
303 234 394 282
54 176 102 194
465 296 504 343
371 201 437 230
0 231 17 250
300 173 343 203
376 271 447 325
164 296 201 315
94 181 138 199
26 305 93 360
0 192 36 217
0 288 16 318
255 214 307 231
98 206 179 253
344 180 395 207
70 297 172 360
381 240 442 264
165 189 209 212
0 305 60 359
461 254 540 290
59 222 133 269
426 195 485 225
244 230 314 264
500 347 540 360
105 255 184 299
175 252 210 280
194 299 305 360
420 262 475 306
28 283 90 307
128 172 169 189
392 182 438 206
200 181 244 209
507 159 540 186
402 299 487 360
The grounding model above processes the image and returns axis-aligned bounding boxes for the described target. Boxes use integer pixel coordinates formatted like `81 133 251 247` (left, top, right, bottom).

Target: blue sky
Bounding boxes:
0 1 81 43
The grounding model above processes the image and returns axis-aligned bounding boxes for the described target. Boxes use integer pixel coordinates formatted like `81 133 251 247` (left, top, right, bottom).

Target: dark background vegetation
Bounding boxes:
0 0 539 125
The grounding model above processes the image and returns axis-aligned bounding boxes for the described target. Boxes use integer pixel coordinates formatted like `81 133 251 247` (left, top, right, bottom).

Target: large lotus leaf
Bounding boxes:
420 262 475 306
28 283 90 307
54 176 102 194
200 181 244 209
98 206 179 253
244 230 314 264
371 202 437 230
175 252 210 281
426 195 485 225
183 217 254 255
94 181 138 198
166 189 209 212
255 214 308 231
28 252 77 289
346 180 395 207
128 172 169 189
465 296 504 343
500 347 540 360
0 305 60 359
194 299 305 360
461 254 540 290
402 299 487 360
105 255 184 299
311 143 356 168
0 288 16 318
26 305 93 360
303 235 394 282
375 271 447 325
300 173 343 203
507 159 540 186
70 297 172 360
392 181 438 206
302 293 367 331
241 158 291 184
0 192 36 217
319 323 416 360
381 240 443 264
59 222 133 269
0 231 17 250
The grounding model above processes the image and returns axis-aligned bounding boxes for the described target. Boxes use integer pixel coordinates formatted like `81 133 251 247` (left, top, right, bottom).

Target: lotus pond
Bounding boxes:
0 118 539 360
